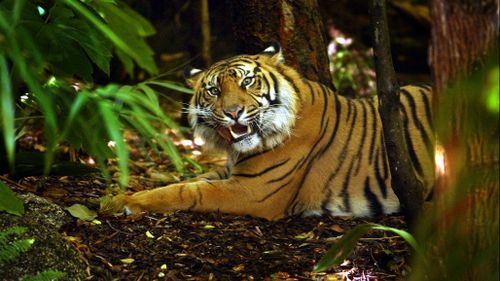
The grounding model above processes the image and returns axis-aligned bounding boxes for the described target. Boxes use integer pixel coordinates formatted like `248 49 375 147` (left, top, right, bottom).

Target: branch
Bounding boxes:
370 0 424 223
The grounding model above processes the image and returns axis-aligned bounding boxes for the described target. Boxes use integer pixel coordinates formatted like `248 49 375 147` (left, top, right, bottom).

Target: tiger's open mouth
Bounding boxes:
217 124 254 143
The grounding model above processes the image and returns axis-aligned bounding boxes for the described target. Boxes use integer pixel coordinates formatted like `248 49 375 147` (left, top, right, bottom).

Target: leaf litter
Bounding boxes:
9 129 412 280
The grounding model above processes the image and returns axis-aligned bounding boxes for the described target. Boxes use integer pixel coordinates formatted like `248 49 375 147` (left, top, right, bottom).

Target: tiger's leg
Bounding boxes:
118 179 285 220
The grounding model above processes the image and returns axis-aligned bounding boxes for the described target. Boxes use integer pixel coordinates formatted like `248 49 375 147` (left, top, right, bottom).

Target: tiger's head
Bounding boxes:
185 43 299 154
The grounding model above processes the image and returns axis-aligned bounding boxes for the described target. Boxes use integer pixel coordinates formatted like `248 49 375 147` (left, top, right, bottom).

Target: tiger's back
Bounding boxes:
233 81 434 216
231 81 434 218
118 44 434 220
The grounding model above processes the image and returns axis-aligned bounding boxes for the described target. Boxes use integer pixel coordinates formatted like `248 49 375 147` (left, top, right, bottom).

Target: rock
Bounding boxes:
0 192 86 281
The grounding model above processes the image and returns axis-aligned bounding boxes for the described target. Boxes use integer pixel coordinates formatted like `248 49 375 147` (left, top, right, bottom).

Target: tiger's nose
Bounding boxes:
223 106 243 120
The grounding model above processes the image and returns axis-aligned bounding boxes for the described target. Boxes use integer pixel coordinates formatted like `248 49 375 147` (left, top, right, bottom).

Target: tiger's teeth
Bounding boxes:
229 127 244 139
228 126 251 139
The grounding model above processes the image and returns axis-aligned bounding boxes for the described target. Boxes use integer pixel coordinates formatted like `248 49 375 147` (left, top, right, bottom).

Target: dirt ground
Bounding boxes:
4 129 412 280
7 175 410 281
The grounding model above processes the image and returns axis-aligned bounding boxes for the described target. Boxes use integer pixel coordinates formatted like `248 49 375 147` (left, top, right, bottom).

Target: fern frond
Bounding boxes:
0 226 34 263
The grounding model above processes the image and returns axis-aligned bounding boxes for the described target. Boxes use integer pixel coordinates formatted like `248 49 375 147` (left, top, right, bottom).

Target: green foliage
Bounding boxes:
0 0 193 186
328 40 376 97
0 227 64 280
0 182 24 216
313 223 420 272
0 227 33 263
23 270 65 281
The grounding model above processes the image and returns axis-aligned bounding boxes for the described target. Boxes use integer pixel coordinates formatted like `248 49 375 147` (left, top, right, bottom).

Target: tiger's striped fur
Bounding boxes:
118 44 434 220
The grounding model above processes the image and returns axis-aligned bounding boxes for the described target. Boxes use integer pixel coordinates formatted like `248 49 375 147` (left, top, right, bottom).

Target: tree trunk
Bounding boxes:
227 0 334 90
411 0 499 280
370 0 424 224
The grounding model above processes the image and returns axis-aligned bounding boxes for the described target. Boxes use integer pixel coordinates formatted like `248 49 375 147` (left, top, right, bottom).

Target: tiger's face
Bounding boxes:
185 45 298 154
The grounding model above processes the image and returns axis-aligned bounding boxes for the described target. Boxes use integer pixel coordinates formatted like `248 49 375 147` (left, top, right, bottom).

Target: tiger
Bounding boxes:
111 43 435 220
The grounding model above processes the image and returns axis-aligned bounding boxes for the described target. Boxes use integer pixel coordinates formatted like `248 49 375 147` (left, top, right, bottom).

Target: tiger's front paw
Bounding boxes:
100 193 145 216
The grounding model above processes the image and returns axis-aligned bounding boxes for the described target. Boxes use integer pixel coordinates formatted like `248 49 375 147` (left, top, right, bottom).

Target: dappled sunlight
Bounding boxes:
435 144 446 177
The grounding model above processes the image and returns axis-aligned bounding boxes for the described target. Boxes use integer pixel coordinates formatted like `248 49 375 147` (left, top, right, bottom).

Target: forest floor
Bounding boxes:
7 130 412 281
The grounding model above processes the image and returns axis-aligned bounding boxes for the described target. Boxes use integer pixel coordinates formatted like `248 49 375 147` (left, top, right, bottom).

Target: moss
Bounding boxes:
0 193 86 281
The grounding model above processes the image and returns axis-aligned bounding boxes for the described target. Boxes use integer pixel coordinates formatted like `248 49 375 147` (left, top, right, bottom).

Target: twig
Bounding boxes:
0 175 33 191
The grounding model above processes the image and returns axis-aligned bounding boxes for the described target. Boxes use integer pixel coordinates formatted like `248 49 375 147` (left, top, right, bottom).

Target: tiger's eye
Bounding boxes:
241 77 254 87
207 87 220 97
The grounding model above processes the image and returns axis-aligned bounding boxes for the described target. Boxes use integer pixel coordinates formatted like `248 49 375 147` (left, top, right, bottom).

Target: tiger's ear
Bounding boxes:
184 66 204 88
261 41 285 65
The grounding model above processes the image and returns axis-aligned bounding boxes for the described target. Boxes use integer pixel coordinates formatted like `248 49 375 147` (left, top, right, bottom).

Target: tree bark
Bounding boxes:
411 0 499 280
227 0 334 90
370 0 424 223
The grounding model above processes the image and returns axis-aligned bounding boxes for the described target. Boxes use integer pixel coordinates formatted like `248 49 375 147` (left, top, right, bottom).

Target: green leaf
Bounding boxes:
0 55 15 168
0 182 24 216
145 80 194 95
184 157 205 173
116 4 155 37
63 0 158 75
313 224 373 272
115 48 135 75
99 101 129 187
66 203 97 221
36 24 94 81
53 17 113 76
313 223 421 272
12 0 27 23
371 225 420 252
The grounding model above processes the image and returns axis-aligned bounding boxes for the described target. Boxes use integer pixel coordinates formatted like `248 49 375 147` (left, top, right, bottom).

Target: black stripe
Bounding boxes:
421 89 434 132
380 134 389 179
400 104 424 177
346 98 353 122
178 185 185 201
374 147 388 198
298 118 330 170
321 188 333 213
319 84 329 130
410 82 432 91
288 201 301 216
335 102 358 168
215 169 224 179
368 99 378 164
401 89 433 155
236 149 271 165
269 71 280 101
305 80 315 104
284 72 302 99
230 58 254 64
363 177 383 217
318 92 342 157
354 99 368 175
340 158 357 213
284 118 333 215
196 186 203 206
257 178 294 202
233 158 291 177
268 157 306 184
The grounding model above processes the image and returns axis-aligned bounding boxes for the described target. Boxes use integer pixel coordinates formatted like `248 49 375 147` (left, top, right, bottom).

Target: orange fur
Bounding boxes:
117 46 434 220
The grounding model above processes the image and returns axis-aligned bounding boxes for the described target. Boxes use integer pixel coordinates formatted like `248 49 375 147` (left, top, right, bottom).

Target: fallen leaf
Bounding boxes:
146 230 155 238
330 224 345 233
120 258 135 264
66 203 97 221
